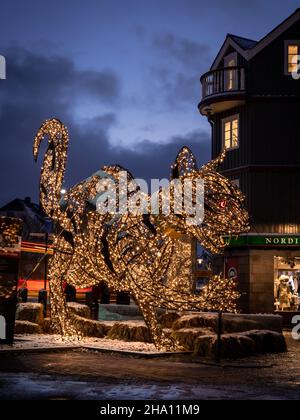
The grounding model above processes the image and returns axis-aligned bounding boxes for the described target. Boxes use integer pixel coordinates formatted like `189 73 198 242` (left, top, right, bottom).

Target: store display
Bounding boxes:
274 256 300 312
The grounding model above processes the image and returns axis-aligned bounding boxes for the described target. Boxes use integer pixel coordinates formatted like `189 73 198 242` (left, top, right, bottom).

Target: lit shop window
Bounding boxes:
222 115 239 150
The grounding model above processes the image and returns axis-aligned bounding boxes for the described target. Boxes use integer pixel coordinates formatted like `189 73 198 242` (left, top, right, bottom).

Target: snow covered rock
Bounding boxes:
15 321 42 335
221 314 282 334
193 330 286 359
172 328 215 351
42 318 52 334
16 303 44 325
107 321 152 343
173 313 217 331
173 313 282 334
67 302 91 319
158 311 181 328
246 330 287 354
72 316 112 338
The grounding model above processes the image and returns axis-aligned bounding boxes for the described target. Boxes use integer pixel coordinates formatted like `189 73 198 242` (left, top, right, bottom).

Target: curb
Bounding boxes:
0 344 192 358
81 345 192 358
0 346 81 354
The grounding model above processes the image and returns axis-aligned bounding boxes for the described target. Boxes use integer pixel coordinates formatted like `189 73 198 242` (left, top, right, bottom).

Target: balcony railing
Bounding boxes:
201 66 246 100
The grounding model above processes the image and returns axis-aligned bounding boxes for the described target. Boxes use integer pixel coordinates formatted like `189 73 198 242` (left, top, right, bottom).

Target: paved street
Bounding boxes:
0 333 299 400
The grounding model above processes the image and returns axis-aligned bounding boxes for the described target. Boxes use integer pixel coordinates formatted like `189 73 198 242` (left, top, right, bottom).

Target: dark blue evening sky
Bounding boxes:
0 0 299 205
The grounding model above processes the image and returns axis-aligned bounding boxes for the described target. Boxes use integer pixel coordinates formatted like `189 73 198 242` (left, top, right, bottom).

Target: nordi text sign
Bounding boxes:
228 235 300 248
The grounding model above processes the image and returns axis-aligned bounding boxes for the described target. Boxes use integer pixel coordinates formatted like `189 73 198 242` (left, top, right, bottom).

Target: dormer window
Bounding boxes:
285 41 300 75
224 52 238 91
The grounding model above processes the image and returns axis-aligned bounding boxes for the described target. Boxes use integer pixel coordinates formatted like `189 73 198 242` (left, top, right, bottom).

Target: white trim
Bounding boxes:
211 38 248 70
222 114 240 151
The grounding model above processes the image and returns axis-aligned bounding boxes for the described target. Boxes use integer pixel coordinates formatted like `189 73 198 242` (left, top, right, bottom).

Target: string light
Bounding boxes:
0 217 23 300
33 119 249 350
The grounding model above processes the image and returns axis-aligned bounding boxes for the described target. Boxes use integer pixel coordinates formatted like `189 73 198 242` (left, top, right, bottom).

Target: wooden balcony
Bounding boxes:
199 66 246 116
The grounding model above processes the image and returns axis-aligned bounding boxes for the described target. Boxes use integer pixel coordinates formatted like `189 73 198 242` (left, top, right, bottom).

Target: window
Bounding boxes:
285 41 300 75
222 115 239 150
288 45 298 73
224 53 237 91
225 60 236 91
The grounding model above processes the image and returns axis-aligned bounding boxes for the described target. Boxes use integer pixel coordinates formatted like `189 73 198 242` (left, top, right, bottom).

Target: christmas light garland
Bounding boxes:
33 119 249 350
0 217 23 300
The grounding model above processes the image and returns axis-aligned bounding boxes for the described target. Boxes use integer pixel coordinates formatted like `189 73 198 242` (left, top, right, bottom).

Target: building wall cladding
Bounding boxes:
204 11 300 314
248 21 300 96
210 22 300 233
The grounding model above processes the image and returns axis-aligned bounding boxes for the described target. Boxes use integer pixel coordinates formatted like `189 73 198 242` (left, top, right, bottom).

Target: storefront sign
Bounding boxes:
228 235 300 247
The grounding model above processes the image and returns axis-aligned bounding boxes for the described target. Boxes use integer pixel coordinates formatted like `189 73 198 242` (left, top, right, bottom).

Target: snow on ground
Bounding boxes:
0 334 162 354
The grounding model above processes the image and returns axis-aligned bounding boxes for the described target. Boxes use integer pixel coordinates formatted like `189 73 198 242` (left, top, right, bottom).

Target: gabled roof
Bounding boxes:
211 8 300 70
228 34 258 51
211 35 256 69
0 198 26 212
0 198 51 238
0 198 46 217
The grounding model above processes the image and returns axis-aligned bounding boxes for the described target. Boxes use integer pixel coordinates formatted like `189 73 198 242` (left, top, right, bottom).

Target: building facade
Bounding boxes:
199 10 300 315
0 197 52 293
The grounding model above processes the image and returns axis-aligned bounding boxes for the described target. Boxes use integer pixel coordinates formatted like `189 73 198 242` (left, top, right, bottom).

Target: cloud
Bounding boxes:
153 33 210 71
2 45 121 105
78 69 121 102
0 45 210 207
65 123 211 189
149 32 210 110
151 66 201 110
0 45 120 205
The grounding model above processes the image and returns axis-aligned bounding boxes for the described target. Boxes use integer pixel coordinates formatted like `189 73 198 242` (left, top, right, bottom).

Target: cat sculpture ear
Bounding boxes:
200 150 226 173
171 146 198 180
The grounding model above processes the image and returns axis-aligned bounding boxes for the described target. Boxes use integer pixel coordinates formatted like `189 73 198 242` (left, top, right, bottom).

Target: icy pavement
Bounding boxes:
0 334 161 354
0 333 299 400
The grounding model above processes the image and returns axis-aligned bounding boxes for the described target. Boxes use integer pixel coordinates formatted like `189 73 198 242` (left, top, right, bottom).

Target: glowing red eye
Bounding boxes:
219 200 227 209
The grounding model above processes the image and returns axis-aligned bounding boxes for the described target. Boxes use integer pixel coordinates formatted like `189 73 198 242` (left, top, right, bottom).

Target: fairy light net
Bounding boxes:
33 119 249 350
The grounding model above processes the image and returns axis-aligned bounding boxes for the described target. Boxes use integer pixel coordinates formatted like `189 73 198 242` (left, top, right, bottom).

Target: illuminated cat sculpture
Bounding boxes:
33 119 249 350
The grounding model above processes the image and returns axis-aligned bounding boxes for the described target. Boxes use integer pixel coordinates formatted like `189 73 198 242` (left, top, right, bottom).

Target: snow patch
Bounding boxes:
0 334 162 354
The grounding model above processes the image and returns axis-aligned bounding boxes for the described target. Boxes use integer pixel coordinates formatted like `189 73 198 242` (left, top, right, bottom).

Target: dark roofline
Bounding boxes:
227 34 258 49
253 8 300 49
210 8 300 70
0 198 25 211
0 197 44 214
210 34 249 69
